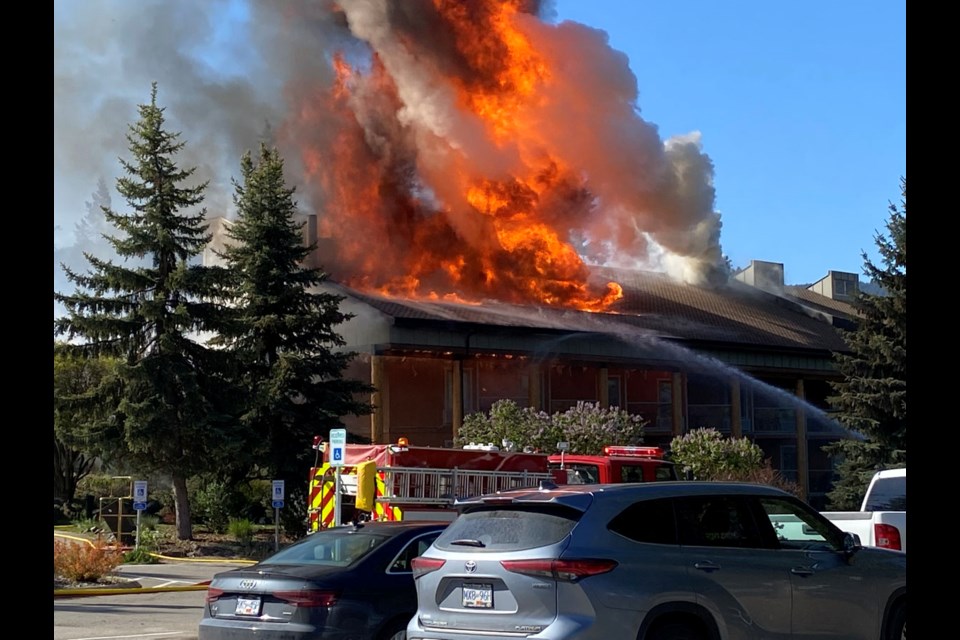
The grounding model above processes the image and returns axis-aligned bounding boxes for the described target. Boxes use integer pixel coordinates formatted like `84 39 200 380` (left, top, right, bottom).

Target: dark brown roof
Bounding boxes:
784 285 858 320
328 267 851 354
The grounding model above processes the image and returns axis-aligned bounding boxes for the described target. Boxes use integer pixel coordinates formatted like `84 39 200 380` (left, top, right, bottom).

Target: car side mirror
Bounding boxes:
842 532 862 555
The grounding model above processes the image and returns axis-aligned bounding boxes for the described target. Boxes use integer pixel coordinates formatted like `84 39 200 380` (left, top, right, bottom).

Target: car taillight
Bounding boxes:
274 589 339 607
500 558 618 582
205 587 224 603
874 524 902 551
411 556 446 579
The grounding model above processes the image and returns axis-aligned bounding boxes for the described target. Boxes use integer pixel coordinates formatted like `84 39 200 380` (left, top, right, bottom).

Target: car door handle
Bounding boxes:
694 561 721 572
790 566 814 577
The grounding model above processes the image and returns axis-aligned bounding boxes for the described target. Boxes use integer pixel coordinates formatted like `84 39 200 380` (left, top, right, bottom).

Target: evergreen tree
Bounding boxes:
217 144 373 533
54 342 118 504
75 177 113 252
823 177 906 509
54 83 239 540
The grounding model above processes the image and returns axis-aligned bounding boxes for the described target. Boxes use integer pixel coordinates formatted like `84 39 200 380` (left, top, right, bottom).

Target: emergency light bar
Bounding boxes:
603 445 664 458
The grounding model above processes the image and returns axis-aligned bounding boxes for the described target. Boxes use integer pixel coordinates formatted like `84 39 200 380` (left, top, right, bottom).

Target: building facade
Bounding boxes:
330 260 860 510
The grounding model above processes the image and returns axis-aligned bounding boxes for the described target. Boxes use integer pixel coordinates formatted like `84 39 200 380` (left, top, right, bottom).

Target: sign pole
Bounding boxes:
271 479 285 552
334 466 342 527
329 428 347 527
133 480 148 550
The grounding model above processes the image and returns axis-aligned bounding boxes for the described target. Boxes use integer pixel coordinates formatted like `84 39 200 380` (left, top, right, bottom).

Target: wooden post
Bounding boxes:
599 367 610 409
528 363 542 410
730 377 742 438
795 378 809 502
672 372 684 436
370 355 385 444
452 360 463 442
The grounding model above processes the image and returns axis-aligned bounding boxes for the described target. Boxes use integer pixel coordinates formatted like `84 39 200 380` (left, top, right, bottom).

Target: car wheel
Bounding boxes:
377 619 408 640
647 620 707 640
888 602 906 640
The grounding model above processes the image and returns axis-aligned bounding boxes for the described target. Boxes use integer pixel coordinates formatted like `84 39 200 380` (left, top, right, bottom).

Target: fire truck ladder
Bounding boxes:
377 467 553 505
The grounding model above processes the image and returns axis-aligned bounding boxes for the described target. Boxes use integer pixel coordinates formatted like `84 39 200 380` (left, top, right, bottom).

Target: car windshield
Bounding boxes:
261 528 391 567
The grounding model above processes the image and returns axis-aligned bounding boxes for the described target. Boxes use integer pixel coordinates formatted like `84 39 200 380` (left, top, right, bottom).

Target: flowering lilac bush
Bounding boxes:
457 399 554 451
458 399 645 454
668 428 764 479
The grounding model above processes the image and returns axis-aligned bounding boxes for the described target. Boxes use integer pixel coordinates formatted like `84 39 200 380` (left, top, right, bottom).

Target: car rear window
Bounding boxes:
864 476 907 511
262 529 390 566
434 505 580 552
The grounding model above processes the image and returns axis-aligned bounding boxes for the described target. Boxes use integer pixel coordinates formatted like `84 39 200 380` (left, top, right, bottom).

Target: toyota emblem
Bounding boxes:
465 560 477 573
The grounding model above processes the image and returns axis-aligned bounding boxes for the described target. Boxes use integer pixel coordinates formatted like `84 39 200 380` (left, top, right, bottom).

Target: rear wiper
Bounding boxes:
450 538 486 547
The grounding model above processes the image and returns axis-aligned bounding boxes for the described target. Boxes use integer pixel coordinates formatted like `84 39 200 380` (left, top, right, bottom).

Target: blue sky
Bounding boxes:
553 0 905 284
54 1 905 289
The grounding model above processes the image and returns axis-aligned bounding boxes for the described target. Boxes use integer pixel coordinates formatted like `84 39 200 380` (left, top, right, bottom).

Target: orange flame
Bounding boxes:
286 0 623 312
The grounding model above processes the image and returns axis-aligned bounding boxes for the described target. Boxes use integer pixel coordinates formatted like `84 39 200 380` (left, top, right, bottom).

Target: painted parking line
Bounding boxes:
69 632 183 640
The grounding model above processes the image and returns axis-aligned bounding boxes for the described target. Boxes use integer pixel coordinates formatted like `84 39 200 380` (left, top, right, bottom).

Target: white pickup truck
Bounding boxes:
821 467 907 553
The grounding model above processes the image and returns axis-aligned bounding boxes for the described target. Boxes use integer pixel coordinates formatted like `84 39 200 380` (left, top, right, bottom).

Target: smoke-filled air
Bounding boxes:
54 0 726 313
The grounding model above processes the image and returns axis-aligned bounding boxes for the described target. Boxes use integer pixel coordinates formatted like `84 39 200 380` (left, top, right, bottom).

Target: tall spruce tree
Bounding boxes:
54 83 238 540
217 144 373 533
823 177 906 509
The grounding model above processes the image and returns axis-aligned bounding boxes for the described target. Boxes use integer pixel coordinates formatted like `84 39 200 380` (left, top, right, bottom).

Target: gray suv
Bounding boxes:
407 481 906 640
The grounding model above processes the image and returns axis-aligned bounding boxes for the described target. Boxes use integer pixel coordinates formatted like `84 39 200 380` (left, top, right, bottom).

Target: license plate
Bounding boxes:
462 583 493 608
235 597 261 616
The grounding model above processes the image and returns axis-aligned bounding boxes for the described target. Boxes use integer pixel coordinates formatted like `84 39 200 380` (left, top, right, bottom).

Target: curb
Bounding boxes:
54 582 210 598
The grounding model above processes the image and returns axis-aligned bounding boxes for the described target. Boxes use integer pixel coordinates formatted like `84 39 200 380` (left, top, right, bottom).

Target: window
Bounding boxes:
863 476 907 511
388 532 441 573
435 506 581 552
548 463 600 485
657 380 673 431
756 496 842 551
620 465 644 482
675 496 763 548
608 498 677 545
608 375 621 408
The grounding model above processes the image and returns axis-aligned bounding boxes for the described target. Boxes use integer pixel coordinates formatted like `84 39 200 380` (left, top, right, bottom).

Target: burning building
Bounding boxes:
201 1 857 507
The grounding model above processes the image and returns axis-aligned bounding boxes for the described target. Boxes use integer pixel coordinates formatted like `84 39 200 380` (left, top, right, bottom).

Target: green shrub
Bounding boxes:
228 518 255 545
122 546 158 564
192 480 232 533
73 517 107 532
669 428 765 480
137 514 160 531
54 539 123 582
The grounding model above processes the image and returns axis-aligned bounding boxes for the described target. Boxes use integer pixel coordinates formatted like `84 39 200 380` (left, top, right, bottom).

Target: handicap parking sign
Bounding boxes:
330 428 346 467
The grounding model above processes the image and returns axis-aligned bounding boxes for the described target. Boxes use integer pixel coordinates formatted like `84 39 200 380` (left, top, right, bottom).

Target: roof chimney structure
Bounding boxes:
808 270 860 302
733 260 785 294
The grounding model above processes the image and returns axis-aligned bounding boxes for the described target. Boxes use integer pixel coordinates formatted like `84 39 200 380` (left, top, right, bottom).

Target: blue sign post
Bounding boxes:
330 429 347 526
133 481 148 549
272 480 284 551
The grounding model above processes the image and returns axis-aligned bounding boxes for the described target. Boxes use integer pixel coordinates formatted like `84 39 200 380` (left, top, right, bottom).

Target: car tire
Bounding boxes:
377 618 408 640
647 620 707 640
888 602 906 640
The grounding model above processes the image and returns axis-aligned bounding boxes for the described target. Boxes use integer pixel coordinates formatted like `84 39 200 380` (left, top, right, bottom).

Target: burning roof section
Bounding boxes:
282 0 726 312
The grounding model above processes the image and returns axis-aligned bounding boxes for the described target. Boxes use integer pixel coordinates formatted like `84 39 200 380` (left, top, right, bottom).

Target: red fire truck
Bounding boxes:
307 438 676 532
548 445 679 484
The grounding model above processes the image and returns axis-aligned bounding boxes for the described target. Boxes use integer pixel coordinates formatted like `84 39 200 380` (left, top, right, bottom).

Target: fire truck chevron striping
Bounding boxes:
308 463 402 531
